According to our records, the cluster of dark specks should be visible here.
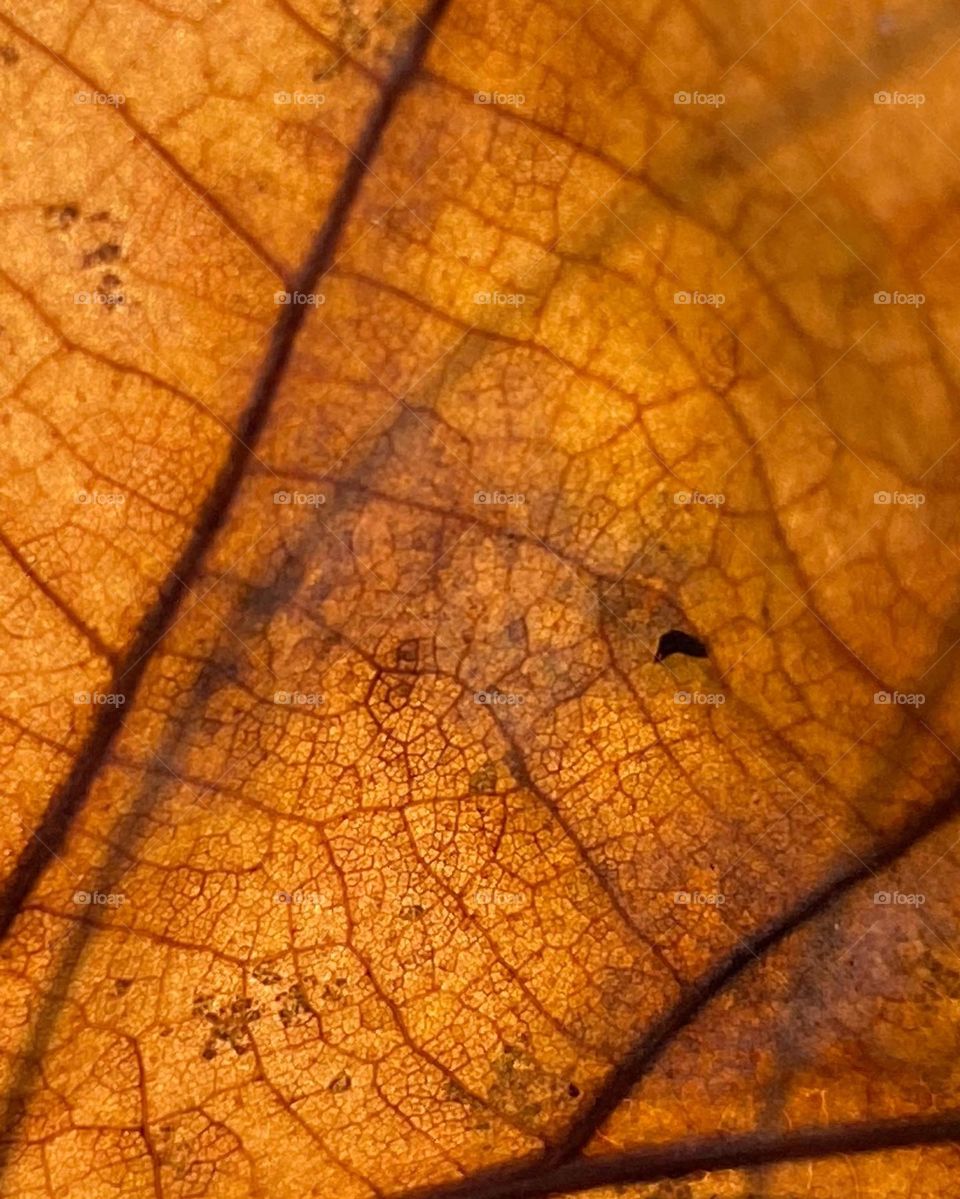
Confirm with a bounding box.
[192,992,261,1059]
[41,203,127,309]
[82,241,121,268]
[276,981,312,1029]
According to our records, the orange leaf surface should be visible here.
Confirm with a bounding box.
[2,1,960,1196]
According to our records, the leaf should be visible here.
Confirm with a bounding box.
[1,1,960,1197]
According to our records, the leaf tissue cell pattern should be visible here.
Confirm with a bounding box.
[1,0,960,1197]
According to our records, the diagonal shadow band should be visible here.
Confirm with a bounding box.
[0,0,453,949]
[0,0,453,1178]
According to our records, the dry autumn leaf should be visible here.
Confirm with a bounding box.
[2,0,960,1196]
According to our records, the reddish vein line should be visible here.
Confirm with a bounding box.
[540,776,960,1168]
[384,774,960,1199]
[0,529,117,665]
[0,0,452,941]
[397,1110,960,1199]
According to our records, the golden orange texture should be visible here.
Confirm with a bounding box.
[1,0,960,1196]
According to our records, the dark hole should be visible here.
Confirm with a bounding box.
[654,629,708,662]
[567,1082,580,1098]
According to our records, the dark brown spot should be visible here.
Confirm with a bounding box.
[469,762,498,794]
[83,242,121,268]
[395,638,419,669]
[45,204,79,229]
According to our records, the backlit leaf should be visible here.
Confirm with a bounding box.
[2,1,960,1196]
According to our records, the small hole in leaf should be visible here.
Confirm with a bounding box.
[655,629,708,662]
